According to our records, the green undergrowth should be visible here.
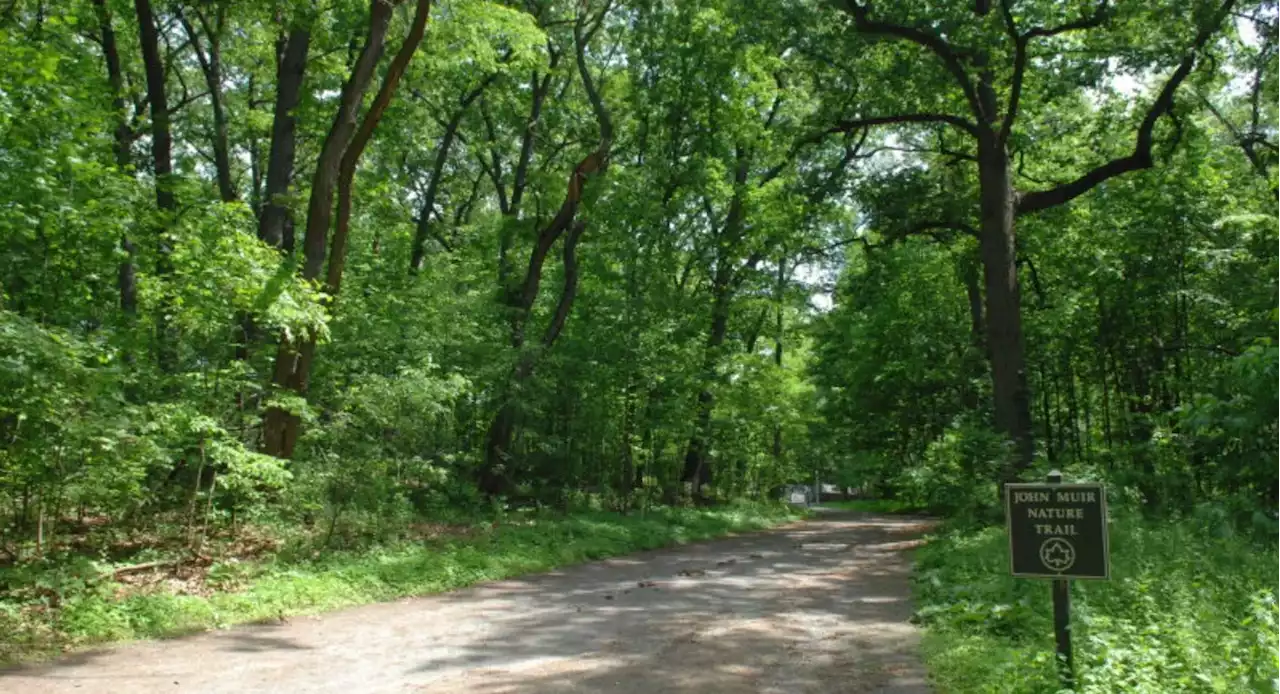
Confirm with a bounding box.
[914,513,1279,693]
[0,502,804,666]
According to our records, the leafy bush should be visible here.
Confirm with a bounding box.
[898,418,1009,518]
[914,513,1279,693]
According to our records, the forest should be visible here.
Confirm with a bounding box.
[0,0,1276,690]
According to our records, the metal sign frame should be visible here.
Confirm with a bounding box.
[1005,481,1110,580]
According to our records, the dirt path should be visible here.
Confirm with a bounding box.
[2,511,935,694]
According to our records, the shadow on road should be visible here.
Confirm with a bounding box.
[405,512,935,693]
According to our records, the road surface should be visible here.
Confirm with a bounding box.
[3,511,934,694]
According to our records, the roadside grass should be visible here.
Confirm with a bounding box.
[0,502,805,666]
[913,512,1279,693]
[821,499,926,514]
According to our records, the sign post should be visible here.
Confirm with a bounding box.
[1005,470,1109,690]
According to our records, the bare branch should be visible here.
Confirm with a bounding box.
[998,0,1027,141]
[167,89,210,115]
[763,73,785,130]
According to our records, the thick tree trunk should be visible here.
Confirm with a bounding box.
[259,26,310,249]
[262,1,394,458]
[328,0,432,297]
[134,0,176,370]
[976,136,1034,479]
[267,0,430,459]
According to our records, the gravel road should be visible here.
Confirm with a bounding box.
[2,511,934,694]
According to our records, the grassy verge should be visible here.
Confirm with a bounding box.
[913,514,1278,693]
[0,502,805,666]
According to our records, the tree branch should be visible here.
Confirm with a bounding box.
[828,112,979,138]
[1025,1,1110,39]
[574,0,614,150]
[1001,0,1110,140]
[1017,254,1047,308]
[896,220,979,242]
[478,97,509,213]
[1016,0,1236,215]
[840,2,984,121]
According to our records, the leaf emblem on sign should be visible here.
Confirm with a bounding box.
[1039,538,1076,573]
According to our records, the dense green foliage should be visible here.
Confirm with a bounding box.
[0,0,1275,686]
[915,513,1278,693]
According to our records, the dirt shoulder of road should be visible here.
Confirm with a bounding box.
[3,510,936,694]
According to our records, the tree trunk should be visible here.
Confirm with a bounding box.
[1065,358,1081,458]
[181,8,235,202]
[1039,362,1055,464]
[963,256,985,353]
[92,0,137,317]
[262,1,394,458]
[958,254,987,409]
[248,75,263,213]
[134,0,177,371]
[772,254,785,465]
[267,0,430,459]
[479,7,614,495]
[409,117,462,271]
[328,0,433,298]
[259,26,310,249]
[240,24,308,370]
[679,147,758,499]
[976,135,1034,480]
[481,218,590,494]
[681,280,731,496]
[621,377,635,495]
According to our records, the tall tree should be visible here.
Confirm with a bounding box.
[264,0,435,460]
[262,0,403,458]
[479,0,615,496]
[134,0,177,370]
[179,2,236,202]
[91,0,138,316]
[827,0,1244,479]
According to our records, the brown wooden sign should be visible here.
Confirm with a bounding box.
[1006,482,1109,579]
